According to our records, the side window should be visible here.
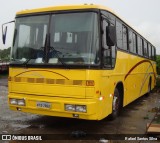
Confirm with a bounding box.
[137,37,143,56]
[148,44,152,59]
[102,19,110,67]
[102,20,109,49]
[144,41,148,57]
[116,20,122,49]
[102,18,116,68]
[122,25,128,51]
[129,31,137,54]
[132,33,137,54]
[129,30,134,53]
[111,24,116,68]
[151,46,155,60]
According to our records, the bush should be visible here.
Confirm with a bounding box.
[157,55,160,75]
[0,47,11,61]
[157,76,160,88]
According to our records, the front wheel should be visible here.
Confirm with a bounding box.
[110,88,121,120]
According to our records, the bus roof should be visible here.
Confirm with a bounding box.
[16,4,115,15]
[15,4,129,34]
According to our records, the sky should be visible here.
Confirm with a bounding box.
[0,0,160,54]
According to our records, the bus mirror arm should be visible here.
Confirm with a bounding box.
[106,26,116,46]
[2,20,15,45]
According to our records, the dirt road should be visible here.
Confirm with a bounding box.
[0,76,160,143]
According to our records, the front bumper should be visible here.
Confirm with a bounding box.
[8,93,98,120]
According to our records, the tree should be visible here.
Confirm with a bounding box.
[0,47,11,61]
[156,55,160,75]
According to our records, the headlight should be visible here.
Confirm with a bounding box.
[75,105,87,113]
[65,104,75,111]
[9,98,25,106]
[17,99,25,106]
[65,104,87,113]
[10,99,18,105]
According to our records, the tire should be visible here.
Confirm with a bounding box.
[110,88,121,120]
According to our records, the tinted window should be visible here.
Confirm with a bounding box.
[116,20,122,49]
[122,25,128,50]
[103,19,111,67]
[151,46,155,60]
[102,18,116,68]
[144,41,148,57]
[103,46,116,68]
[148,44,152,59]
[103,20,109,49]
[101,10,115,24]
[132,33,137,53]
[137,37,143,56]
[129,31,137,54]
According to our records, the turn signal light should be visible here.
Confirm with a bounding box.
[86,80,94,86]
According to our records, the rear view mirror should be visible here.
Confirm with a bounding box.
[2,26,7,44]
[106,26,116,46]
[2,20,15,45]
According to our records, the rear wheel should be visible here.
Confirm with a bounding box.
[110,88,121,120]
[146,79,151,96]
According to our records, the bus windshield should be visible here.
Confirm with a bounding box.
[11,12,100,67]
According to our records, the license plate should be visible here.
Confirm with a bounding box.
[36,101,51,109]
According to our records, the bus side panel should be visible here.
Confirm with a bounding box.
[100,71,113,119]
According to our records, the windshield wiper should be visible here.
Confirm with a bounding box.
[22,58,32,67]
[47,34,69,69]
[49,46,70,69]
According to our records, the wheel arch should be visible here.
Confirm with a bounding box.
[115,81,124,107]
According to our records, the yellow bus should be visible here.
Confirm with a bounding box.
[3,4,157,120]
